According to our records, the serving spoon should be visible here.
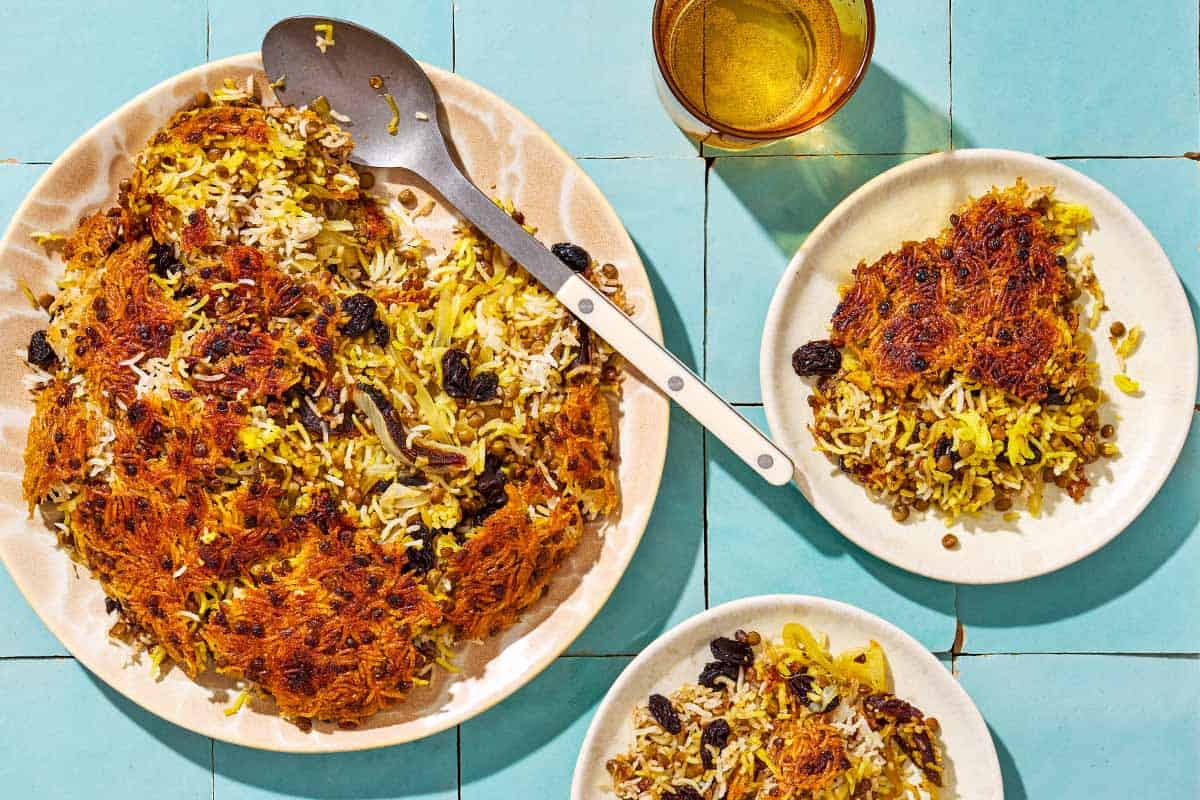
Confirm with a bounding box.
[262,17,795,485]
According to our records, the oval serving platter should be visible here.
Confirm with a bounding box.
[0,52,669,751]
[573,594,1003,799]
[761,149,1197,584]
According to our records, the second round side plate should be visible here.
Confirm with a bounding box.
[760,149,1196,584]
[573,595,1002,799]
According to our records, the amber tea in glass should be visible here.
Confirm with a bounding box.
[652,0,874,150]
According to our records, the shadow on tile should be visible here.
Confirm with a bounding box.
[87,666,458,799]
[568,242,706,654]
[706,63,952,158]
[989,723,1030,800]
[708,431,956,629]
[458,656,626,793]
[711,70,970,261]
[85,671,213,773]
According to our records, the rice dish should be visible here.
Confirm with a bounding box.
[607,623,946,799]
[792,181,1118,528]
[20,78,622,728]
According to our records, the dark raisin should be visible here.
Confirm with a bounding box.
[910,355,928,371]
[371,317,391,347]
[1055,254,1068,267]
[104,597,120,615]
[998,328,1012,344]
[956,266,970,279]
[949,213,960,226]
[822,694,841,713]
[298,401,324,434]
[709,636,753,666]
[1044,386,1067,405]
[940,246,954,260]
[397,473,430,487]
[647,693,682,734]
[405,522,437,575]
[914,267,929,283]
[787,671,814,701]
[700,718,731,769]
[26,330,57,369]
[697,660,739,690]
[670,788,703,800]
[1016,247,1029,261]
[863,693,923,723]
[150,242,181,277]
[933,436,953,459]
[206,336,230,360]
[791,340,842,377]
[441,348,471,398]
[1016,230,1031,246]
[474,454,508,518]
[339,293,377,336]
[987,237,1002,250]
[468,371,499,402]
[877,299,892,315]
[550,242,590,273]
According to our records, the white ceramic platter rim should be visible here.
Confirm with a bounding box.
[572,594,1003,800]
[759,149,1197,584]
[0,53,670,751]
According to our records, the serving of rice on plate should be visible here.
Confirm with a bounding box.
[791,180,1126,534]
[18,75,629,730]
[606,623,945,800]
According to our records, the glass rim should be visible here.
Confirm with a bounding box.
[651,0,876,142]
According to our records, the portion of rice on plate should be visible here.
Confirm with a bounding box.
[791,180,1131,536]
[20,78,624,729]
[607,623,946,800]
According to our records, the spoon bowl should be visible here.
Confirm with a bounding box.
[264,17,448,170]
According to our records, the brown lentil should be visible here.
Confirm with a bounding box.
[912,497,930,512]
[936,455,953,472]
[958,441,975,458]
[993,496,1013,512]
[891,503,910,522]
[941,534,959,550]
[1100,424,1114,438]
[1109,320,1126,338]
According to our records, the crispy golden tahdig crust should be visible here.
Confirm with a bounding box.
[831,190,1086,401]
[22,88,621,727]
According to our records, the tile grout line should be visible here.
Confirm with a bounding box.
[456,725,462,800]
[575,153,1197,162]
[702,156,712,610]
[6,155,1196,169]
[450,0,456,73]
[209,738,215,800]
[205,0,210,62]
[560,652,641,659]
[0,654,72,661]
[956,651,1200,658]
[947,0,953,149]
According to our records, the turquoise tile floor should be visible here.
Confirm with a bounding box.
[1,1,1197,797]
